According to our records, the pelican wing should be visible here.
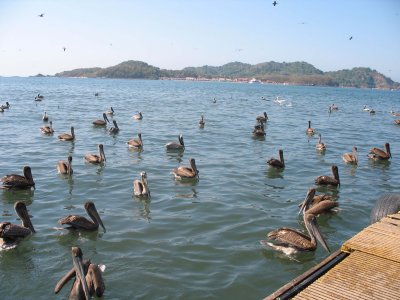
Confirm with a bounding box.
[127,140,141,147]
[268,227,314,250]
[165,142,183,150]
[267,158,283,168]
[1,174,32,189]
[173,166,196,178]
[59,215,97,230]
[133,180,144,196]
[0,222,32,239]
[85,154,101,163]
[369,148,389,159]
[315,175,339,186]
[58,133,73,141]
[305,200,338,215]
[342,153,357,163]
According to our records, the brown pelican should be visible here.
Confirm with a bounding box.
[165,134,185,151]
[132,112,143,120]
[1,166,35,190]
[256,112,268,123]
[58,126,75,141]
[315,134,326,151]
[127,133,143,148]
[57,155,73,175]
[0,201,35,250]
[40,121,54,135]
[261,212,330,254]
[42,111,49,122]
[199,115,205,128]
[253,122,266,136]
[172,158,199,179]
[342,146,358,164]
[368,143,392,160]
[267,149,285,169]
[315,165,340,186]
[55,247,105,299]
[106,106,114,115]
[58,201,106,232]
[298,188,338,216]
[92,113,109,126]
[254,120,265,131]
[108,120,119,134]
[306,120,314,135]
[133,171,150,198]
[85,144,106,164]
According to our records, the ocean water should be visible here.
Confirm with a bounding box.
[0,77,399,299]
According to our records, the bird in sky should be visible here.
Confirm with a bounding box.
[62,47,66,52]
[349,36,353,40]
[273,1,278,6]
[38,13,44,17]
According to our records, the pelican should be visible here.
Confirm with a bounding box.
[1,166,35,190]
[55,247,105,299]
[172,158,199,179]
[261,213,330,254]
[368,143,391,160]
[363,105,371,112]
[58,126,75,141]
[34,94,44,101]
[108,120,119,134]
[133,171,150,198]
[199,115,205,128]
[0,201,35,250]
[342,146,358,164]
[92,113,109,126]
[369,109,376,115]
[395,119,400,125]
[315,134,326,151]
[42,111,49,122]
[253,124,266,137]
[132,112,143,120]
[256,112,268,123]
[315,165,340,186]
[165,134,185,151]
[127,133,143,148]
[306,120,314,135]
[106,106,114,115]
[85,144,106,164]
[267,149,285,169]
[298,188,338,216]
[40,120,54,135]
[58,201,106,232]
[57,155,73,175]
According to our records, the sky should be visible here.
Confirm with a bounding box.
[1,0,400,81]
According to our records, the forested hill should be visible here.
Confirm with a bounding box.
[54,60,400,89]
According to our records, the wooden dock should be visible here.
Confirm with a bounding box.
[265,212,400,300]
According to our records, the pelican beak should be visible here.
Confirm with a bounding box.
[71,247,90,300]
[309,215,330,253]
[298,188,315,216]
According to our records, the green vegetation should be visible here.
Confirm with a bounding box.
[54,60,400,89]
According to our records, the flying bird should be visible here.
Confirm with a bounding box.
[62,47,66,52]
[272,1,278,6]
[349,36,353,40]
[38,13,44,17]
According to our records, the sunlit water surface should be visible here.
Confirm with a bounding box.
[0,77,399,299]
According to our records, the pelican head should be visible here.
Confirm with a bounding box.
[99,144,106,162]
[85,201,106,233]
[102,113,110,123]
[190,158,199,177]
[14,201,35,233]
[332,165,340,185]
[385,143,392,158]
[179,135,185,147]
[298,188,316,215]
[305,213,330,253]
[23,166,35,189]
[71,247,91,300]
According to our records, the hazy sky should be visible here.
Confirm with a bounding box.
[1,0,399,81]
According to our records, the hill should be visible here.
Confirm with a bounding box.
[54,60,400,89]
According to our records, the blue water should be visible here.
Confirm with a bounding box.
[0,77,399,299]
